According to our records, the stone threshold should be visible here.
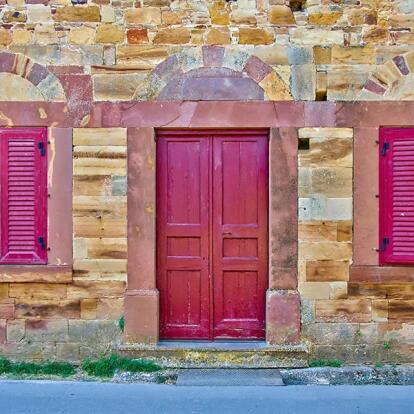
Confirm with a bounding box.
[117,341,309,369]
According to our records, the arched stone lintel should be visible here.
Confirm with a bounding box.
[0,51,66,102]
[360,51,414,100]
[134,46,293,101]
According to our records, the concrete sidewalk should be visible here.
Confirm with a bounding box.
[0,380,413,414]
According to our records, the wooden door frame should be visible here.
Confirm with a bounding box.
[125,126,300,345]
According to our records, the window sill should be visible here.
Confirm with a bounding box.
[0,265,72,283]
[350,265,414,283]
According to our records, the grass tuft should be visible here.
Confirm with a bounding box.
[309,359,343,368]
[0,358,75,377]
[81,354,161,378]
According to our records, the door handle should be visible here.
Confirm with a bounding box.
[223,231,232,235]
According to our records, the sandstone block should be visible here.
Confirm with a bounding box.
[6,320,25,342]
[27,5,51,23]
[53,6,100,22]
[0,284,9,300]
[316,299,372,322]
[93,73,145,100]
[101,5,115,23]
[298,221,337,242]
[311,167,352,197]
[268,5,295,25]
[254,45,288,65]
[331,46,376,64]
[314,46,331,64]
[80,298,97,319]
[12,29,33,45]
[209,1,230,25]
[347,7,377,26]
[34,24,58,45]
[153,28,191,44]
[127,28,148,44]
[162,11,186,25]
[3,10,26,23]
[25,319,68,342]
[303,322,360,345]
[0,28,12,46]
[239,28,274,45]
[74,175,112,196]
[111,176,127,196]
[74,217,127,237]
[85,238,127,259]
[362,26,388,44]
[308,10,342,25]
[206,27,231,45]
[259,70,292,99]
[372,299,388,322]
[68,320,120,342]
[299,241,352,261]
[337,220,352,241]
[124,7,161,24]
[9,284,67,300]
[95,24,124,44]
[96,298,123,319]
[73,128,127,146]
[0,301,14,319]
[306,260,349,281]
[116,45,168,68]
[67,281,125,300]
[329,281,348,299]
[15,299,81,319]
[56,342,80,361]
[389,300,414,322]
[290,64,316,100]
[290,28,344,46]
[299,282,331,299]
[230,9,257,25]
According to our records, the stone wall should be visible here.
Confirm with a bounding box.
[0,0,414,101]
[0,128,126,362]
[298,127,414,364]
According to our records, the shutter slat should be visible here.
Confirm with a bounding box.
[0,128,47,264]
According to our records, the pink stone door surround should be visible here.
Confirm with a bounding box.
[124,122,300,345]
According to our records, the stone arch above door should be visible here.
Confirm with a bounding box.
[0,52,66,101]
[360,51,414,100]
[133,46,292,101]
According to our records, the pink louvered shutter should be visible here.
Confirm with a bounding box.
[380,128,414,265]
[0,128,47,264]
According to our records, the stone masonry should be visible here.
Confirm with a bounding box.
[0,0,414,364]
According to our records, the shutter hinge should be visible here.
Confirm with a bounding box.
[37,142,46,156]
[380,237,389,252]
[381,142,389,156]
[38,236,46,251]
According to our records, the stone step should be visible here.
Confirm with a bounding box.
[176,368,285,386]
[117,341,309,368]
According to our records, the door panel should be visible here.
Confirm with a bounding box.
[212,134,268,339]
[157,136,210,339]
[157,130,268,340]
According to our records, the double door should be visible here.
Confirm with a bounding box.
[156,130,268,340]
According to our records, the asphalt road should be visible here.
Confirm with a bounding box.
[1,381,414,414]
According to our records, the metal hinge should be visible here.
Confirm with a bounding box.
[37,142,45,156]
[38,236,45,251]
[381,142,389,157]
[380,237,389,252]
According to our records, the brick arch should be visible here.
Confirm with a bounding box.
[360,51,414,100]
[134,46,292,101]
[0,52,66,101]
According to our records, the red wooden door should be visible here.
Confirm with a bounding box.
[212,134,268,339]
[157,130,268,340]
